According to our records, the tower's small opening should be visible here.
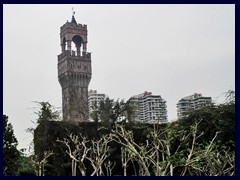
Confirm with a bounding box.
[72,35,83,56]
[61,37,67,52]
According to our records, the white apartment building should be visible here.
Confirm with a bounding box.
[88,89,107,112]
[177,93,212,118]
[130,91,168,123]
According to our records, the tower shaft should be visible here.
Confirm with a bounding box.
[58,15,92,122]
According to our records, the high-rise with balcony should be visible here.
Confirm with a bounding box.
[88,89,107,112]
[130,91,167,123]
[177,93,212,118]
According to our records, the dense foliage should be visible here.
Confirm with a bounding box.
[34,101,60,123]
[3,115,20,176]
[178,91,235,146]
[3,115,36,176]
[4,91,235,176]
[32,94,235,176]
[90,97,136,125]
[17,155,36,176]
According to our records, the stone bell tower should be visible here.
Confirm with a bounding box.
[58,14,92,122]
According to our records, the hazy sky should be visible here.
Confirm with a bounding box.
[3,4,235,151]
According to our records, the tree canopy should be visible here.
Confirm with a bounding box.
[34,101,60,123]
[90,97,136,126]
[3,115,20,176]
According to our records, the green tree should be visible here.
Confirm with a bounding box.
[90,97,136,126]
[17,151,36,176]
[224,89,235,105]
[178,90,235,144]
[27,101,60,134]
[3,115,20,176]
[32,102,61,175]
[35,101,60,123]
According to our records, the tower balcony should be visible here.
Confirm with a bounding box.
[58,50,91,62]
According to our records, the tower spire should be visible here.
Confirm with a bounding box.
[71,7,77,24]
[72,7,75,16]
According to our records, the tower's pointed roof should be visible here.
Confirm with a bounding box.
[71,15,77,25]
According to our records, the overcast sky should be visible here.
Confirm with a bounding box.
[3,4,235,151]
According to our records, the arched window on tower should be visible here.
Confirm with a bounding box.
[72,35,83,56]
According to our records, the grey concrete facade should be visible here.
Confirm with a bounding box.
[177,93,212,118]
[130,91,168,123]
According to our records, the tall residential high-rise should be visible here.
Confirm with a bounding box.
[58,14,92,122]
[177,93,212,118]
[88,89,107,112]
[130,91,168,123]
